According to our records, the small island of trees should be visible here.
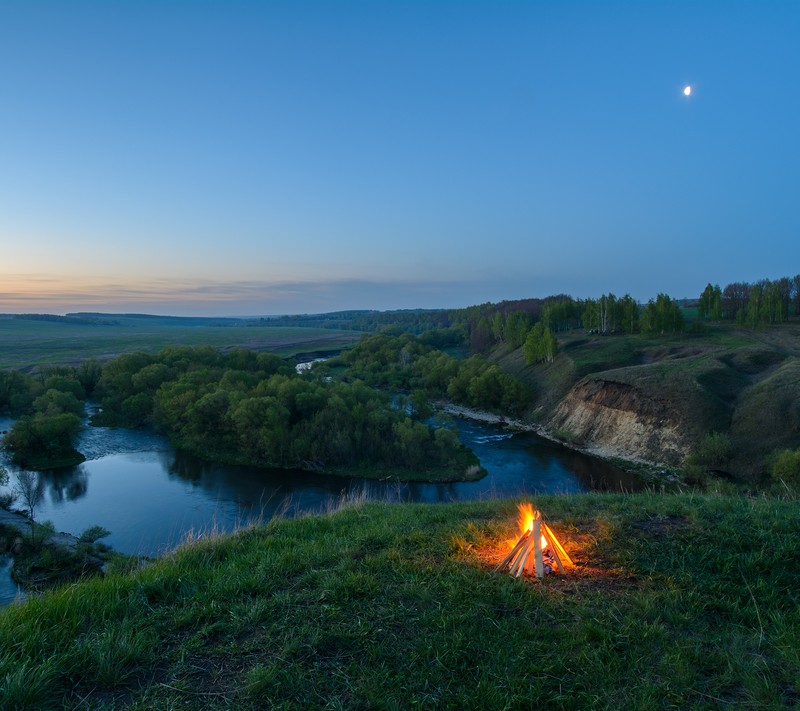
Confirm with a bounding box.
[2,344,523,482]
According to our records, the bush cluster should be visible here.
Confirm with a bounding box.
[94,346,475,475]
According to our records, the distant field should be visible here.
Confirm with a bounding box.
[0,316,362,369]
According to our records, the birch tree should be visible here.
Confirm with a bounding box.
[14,470,43,543]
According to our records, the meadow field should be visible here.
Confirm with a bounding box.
[0,315,361,370]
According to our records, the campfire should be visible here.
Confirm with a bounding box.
[495,503,573,578]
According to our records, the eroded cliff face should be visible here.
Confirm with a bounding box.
[548,379,690,465]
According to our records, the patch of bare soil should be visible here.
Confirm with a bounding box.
[626,514,690,540]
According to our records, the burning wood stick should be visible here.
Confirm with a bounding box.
[542,521,572,572]
[494,530,531,572]
[496,503,573,579]
[533,516,544,578]
[512,529,535,578]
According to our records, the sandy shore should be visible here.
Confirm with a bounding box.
[436,401,653,467]
[437,402,539,432]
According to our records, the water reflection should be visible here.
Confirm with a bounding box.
[40,466,90,503]
[0,415,641,563]
[519,436,642,493]
[165,450,205,484]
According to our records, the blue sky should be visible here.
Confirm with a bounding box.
[1,1,798,316]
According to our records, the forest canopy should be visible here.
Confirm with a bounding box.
[87,346,484,481]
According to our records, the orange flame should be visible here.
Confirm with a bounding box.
[516,502,534,535]
[515,502,547,549]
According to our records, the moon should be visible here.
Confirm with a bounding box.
[683,85,692,97]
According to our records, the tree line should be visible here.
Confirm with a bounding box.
[337,332,531,415]
[463,292,685,367]
[456,273,800,365]
[698,275,800,326]
[236,273,800,361]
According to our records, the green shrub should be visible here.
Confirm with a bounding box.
[553,428,577,444]
[78,525,111,545]
[695,432,733,467]
[33,520,56,546]
[680,462,709,487]
[770,448,800,491]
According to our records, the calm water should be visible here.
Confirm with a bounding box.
[0,415,639,605]
[0,556,25,607]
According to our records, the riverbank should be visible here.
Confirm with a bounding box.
[438,402,539,432]
[0,507,109,593]
[0,492,797,708]
[0,507,80,549]
[437,401,676,486]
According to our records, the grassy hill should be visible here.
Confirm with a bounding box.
[493,322,800,483]
[0,493,797,709]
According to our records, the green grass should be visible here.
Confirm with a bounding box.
[0,317,361,369]
[0,492,797,709]
[731,359,800,467]
[563,334,646,377]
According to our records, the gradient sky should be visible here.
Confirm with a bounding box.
[1,1,798,316]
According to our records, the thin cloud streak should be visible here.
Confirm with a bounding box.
[0,276,510,316]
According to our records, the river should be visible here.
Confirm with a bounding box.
[0,414,639,606]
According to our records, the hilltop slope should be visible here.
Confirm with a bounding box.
[0,494,797,709]
[493,323,800,480]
